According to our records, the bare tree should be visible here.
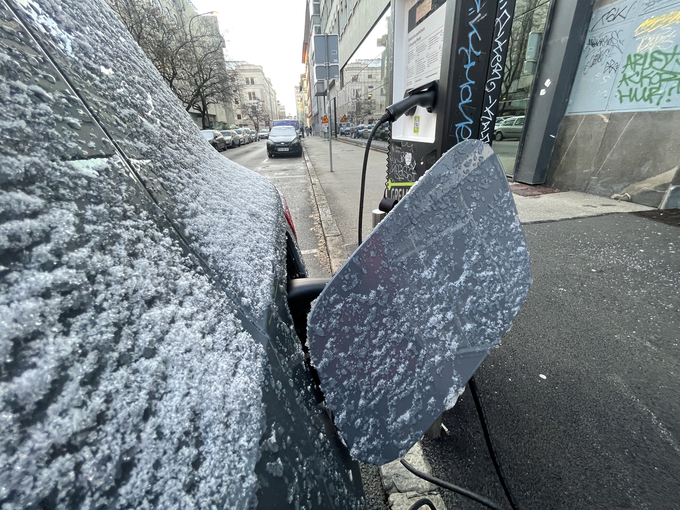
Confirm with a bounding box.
[241,98,269,132]
[106,0,236,128]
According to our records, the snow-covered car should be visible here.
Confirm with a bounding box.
[201,129,227,151]
[0,1,364,508]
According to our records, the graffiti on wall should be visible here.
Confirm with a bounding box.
[567,0,680,113]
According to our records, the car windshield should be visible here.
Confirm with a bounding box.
[235,129,243,134]
[201,130,213,140]
[220,131,231,136]
[270,126,296,136]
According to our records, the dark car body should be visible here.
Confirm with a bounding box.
[267,126,303,157]
[0,1,364,508]
[201,129,227,151]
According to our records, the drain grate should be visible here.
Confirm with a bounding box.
[509,182,564,197]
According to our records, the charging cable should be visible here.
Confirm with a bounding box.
[357,83,438,246]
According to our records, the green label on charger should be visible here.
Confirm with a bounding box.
[413,116,420,134]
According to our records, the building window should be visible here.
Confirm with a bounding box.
[237,114,242,120]
[248,92,257,100]
[368,74,372,79]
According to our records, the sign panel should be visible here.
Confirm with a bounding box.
[307,141,531,464]
[315,64,340,80]
[313,34,339,64]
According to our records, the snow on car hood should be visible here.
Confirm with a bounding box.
[0,1,287,507]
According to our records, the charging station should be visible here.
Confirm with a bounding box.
[385,0,516,203]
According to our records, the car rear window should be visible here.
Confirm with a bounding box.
[201,131,213,139]
[270,126,296,136]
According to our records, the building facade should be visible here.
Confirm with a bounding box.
[229,63,279,130]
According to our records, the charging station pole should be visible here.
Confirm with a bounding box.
[385,0,516,204]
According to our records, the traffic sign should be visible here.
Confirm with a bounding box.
[340,114,348,122]
[322,115,329,126]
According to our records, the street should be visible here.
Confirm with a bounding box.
[222,140,332,278]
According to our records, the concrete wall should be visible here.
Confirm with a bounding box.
[546,0,680,208]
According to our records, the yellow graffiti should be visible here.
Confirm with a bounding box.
[635,10,680,36]
[637,28,676,52]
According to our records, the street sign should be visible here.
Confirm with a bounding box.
[315,64,339,80]
[340,114,348,122]
[313,34,339,64]
[322,115,329,126]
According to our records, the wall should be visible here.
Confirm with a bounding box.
[547,0,680,208]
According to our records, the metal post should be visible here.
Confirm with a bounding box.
[326,73,333,172]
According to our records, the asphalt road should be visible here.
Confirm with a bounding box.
[422,213,680,510]
[222,140,332,278]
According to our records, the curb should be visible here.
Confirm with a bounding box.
[379,442,446,510]
[302,142,349,274]
[333,136,389,153]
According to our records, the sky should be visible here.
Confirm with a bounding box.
[191,0,307,116]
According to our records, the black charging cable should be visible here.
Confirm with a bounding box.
[400,459,505,510]
[357,83,437,246]
[469,376,519,510]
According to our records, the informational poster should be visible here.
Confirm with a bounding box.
[405,0,447,90]
[567,0,680,114]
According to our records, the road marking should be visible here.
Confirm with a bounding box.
[262,158,269,163]
[301,249,318,255]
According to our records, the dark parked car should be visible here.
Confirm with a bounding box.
[361,124,375,139]
[267,126,303,157]
[201,129,227,151]
[0,1,364,507]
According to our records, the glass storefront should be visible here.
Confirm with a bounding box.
[496,0,551,175]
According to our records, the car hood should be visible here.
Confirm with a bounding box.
[270,134,297,143]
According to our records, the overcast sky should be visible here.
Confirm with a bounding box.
[191,0,307,116]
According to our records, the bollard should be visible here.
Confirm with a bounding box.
[372,209,385,229]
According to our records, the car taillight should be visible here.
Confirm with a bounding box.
[278,191,297,238]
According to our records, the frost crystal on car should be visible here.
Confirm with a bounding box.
[307,140,532,465]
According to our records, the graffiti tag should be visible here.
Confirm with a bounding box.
[455,0,484,143]
[591,1,637,30]
[582,30,625,75]
[479,1,513,143]
[617,45,680,105]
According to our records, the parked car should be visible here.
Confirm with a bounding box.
[267,126,303,157]
[258,129,269,140]
[340,124,352,136]
[201,129,227,151]
[375,122,390,141]
[494,115,525,141]
[219,130,234,148]
[248,128,257,143]
[234,128,248,145]
[351,124,365,138]
[229,129,243,147]
[0,1,364,507]
[361,124,375,139]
